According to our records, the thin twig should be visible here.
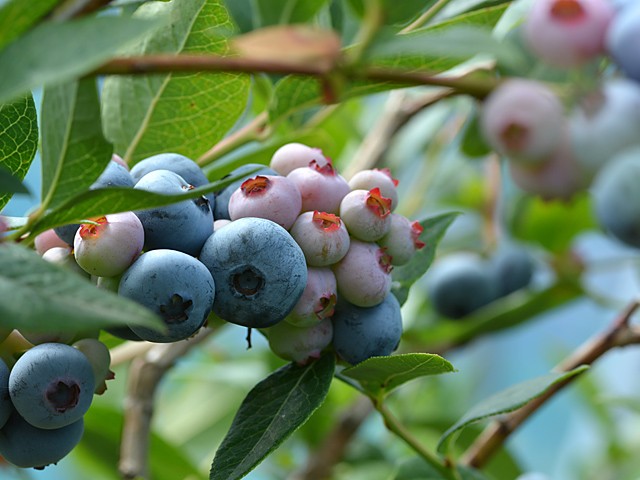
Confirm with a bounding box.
[400,0,455,33]
[118,328,213,480]
[461,301,640,469]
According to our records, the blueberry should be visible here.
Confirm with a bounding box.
[213,163,278,220]
[118,249,215,343]
[91,160,134,189]
[347,168,399,211]
[134,170,213,256]
[269,142,330,176]
[0,412,84,469]
[72,339,113,395]
[0,358,11,429]
[377,214,425,266]
[53,223,80,247]
[34,229,69,255]
[489,245,535,297]
[286,267,337,328]
[9,343,95,430]
[130,152,215,207]
[264,317,333,365]
[289,211,350,267]
[426,253,497,319]
[606,4,640,82]
[199,217,307,328]
[339,188,392,242]
[287,161,350,214]
[332,294,403,365]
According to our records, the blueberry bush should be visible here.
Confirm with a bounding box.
[2,0,640,479]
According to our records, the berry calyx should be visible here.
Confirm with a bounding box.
[365,188,392,218]
[312,211,341,232]
[241,175,271,195]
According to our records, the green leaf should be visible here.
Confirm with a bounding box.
[0,242,163,332]
[341,353,455,396]
[392,212,460,305]
[347,0,436,25]
[101,0,250,165]
[0,166,29,195]
[209,353,335,480]
[0,94,38,210]
[460,106,491,158]
[41,78,112,211]
[0,0,59,50]
[395,458,489,480]
[256,0,329,26]
[0,15,160,104]
[437,366,589,453]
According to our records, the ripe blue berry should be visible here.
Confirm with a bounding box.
[0,358,11,429]
[490,245,535,297]
[606,4,640,82]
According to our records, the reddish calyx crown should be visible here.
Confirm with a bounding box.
[78,216,108,239]
[315,293,337,319]
[377,247,393,274]
[366,188,392,218]
[241,175,271,195]
[312,211,341,232]
[310,159,336,176]
[411,221,426,249]
[375,167,399,187]
[500,122,530,152]
[550,0,586,22]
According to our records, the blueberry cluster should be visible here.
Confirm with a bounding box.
[426,245,535,319]
[478,0,640,249]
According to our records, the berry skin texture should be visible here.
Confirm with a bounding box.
[134,170,213,256]
[332,239,392,307]
[377,214,425,266]
[264,317,333,365]
[0,358,11,429]
[592,147,640,248]
[286,267,337,327]
[9,343,95,430]
[213,164,278,220]
[480,79,565,163]
[339,188,392,242]
[606,4,640,82]
[269,142,330,176]
[34,229,68,255]
[91,160,134,189]
[426,253,497,319]
[289,211,350,267]
[523,0,614,68]
[287,161,351,214]
[73,339,113,395]
[199,217,308,328]
[347,168,399,211]
[73,212,144,277]
[228,175,302,230]
[0,413,84,469]
[118,249,215,342]
[332,294,403,365]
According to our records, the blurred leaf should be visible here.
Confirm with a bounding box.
[460,106,491,158]
[41,78,112,210]
[346,0,435,25]
[342,353,455,397]
[102,0,250,165]
[256,0,329,26]
[0,94,37,209]
[392,212,460,305]
[437,366,589,453]
[0,0,59,50]
[209,353,335,480]
[0,242,163,332]
[395,457,489,480]
[0,15,160,104]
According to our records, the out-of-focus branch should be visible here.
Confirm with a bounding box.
[118,328,213,480]
[461,301,640,469]
[51,0,116,20]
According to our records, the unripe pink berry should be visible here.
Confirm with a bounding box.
[286,267,337,327]
[289,211,350,266]
[42,246,91,278]
[34,229,69,255]
[287,161,350,214]
[347,168,399,211]
[264,317,333,365]
[340,188,392,242]
[228,175,302,230]
[269,142,330,176]
[377,214,425,265]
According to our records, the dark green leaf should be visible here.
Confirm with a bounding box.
[41,78,112,210]
[0,166,29,195]
[347,0,436,25]
[395,458,489,480]
[392,212,460,305]
[437,366,589,453]
[341,353,455,396]
[0,94,38,209]
[209,353,335,480]
[0,243,163,332]
[101,0,250,165]
[257,0,329,26]
[460,106,491,158]
[0,0,59,50]
[0,15,160,104]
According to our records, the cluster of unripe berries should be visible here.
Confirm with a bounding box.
[478,0,640,249]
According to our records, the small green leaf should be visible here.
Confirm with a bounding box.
[392,212,460,305]
[347,0,436,25]
[0,15,160,104]
[0,94,38,210]
[0,166,29,195]
[437,366,589,453]
[0,243,163,332]
[102,0,250,164]
[0,0,59,50]
[209,353,335,480]
[41,78,112,211]
[341,353,455,396]
[460,106,491,158]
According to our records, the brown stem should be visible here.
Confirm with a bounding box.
[461,301,640,469]
[118,328,213,480]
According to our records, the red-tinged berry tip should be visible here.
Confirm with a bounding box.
[310,159,336,176]
[500,122,530,151]
[312,211,342,231]
[79,216,108,239]
[411,221,426,249]
[315,293,337,319]
[241,175,271,195]
[550,0,586,22]
[377,247,394,274]
[366,188,392,218]
[375,167,399,187]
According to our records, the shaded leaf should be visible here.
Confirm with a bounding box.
[210,353,335,480]
[40,78,112,210]
[460,106,491,158]
[0,15,160,104]
[392,212,460,305]
[0,0,59,50]
[347,0,436,25]
[341,353,455,396]
[256,0,329,27]
[437,366,589,453]
[0,242,163,332]
[102,0,250,165]
[0,94,38,209]
[0,166,29,195]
